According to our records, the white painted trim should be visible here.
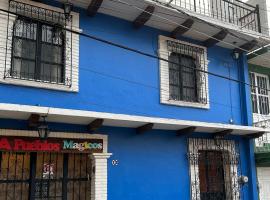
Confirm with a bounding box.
[90,153,112,200]
[90,153,113,159]
[250,71,270,128]
[257,167,270,200]
[158,35,210,109]
[9,0,82,32]
[0,103,268,135]
[0,0,80,92]
[159,35,209,51]
[0,79,78,92]
[250,72,270,116]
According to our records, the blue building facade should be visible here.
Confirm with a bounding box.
[0,0,268,199]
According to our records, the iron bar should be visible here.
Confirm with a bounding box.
[4,0,73,87]
[256,4,261,33]
[167,40,207,104]
[188,138,242,200]
[0,152,91,200]
[160,0,260,32]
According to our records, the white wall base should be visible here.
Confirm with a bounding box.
[257,167,270,200]
[90,153,112,200]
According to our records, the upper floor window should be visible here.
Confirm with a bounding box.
[0,0,80,92]
[169,53,198,103]
[249,72,270,115]
[11,18,65,84]
[159,36,209,109]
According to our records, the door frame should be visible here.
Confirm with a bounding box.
[0,129,111,200]
[188,138,241,200]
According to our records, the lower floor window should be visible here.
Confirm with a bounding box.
[198,151,226,200]
[0,152,91,200]
[188,138,241,200]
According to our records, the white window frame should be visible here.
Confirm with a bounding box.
[250,72,270,116]
[0,0,80,92]
[188,138,240,200]
[158,35,210,109]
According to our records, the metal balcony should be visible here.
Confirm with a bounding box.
[254,120,270,166]
[156,0,261,33]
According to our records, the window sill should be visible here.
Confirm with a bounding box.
[161,98,210,109]
[0,77,78,92]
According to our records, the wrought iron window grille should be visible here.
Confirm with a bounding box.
[253,120,270,153]
[249,72,270,115]
[154,0,261,33]
[167,40,208,104]
[9,0,68,25]
[0,152,92,199]
[188,138,243,200]
[4,0,73,87]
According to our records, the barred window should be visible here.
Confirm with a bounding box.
[2,0,78,91]
[188,138,241,200]
[169,53,198,102]
[159,36,209,109]
[249,72,270,115]
[11,18,65,84]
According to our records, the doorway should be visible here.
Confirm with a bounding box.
[0,152,92,200]
[198,150,226,200]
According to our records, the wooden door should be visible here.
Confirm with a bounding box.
[34,152,64,200]
[0,152,30,200]
[67,153,92,200]
[0,152,92,200]
[198,151,226,200]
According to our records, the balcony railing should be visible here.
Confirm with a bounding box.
[157,0,261,33]
[255,133,270,153]
[254,132,270,166]
[254,120,270,153]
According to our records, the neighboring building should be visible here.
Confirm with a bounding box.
[247,0,270,199]
[247,0,270,36]
[0,0,268,200]
[254,133,270,200]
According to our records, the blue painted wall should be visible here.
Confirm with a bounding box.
[0,5,251,125]
[0,119,256,200]
[106,129,257,200]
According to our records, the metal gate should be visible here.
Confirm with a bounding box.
[198,151,227,200]
[188,138,243,200]
[0,152,91,200]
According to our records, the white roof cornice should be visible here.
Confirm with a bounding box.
[0,103,267,136]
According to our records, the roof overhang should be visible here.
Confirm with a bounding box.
[56,0,270,51]
[0,103,267,136]
[248,45,270,68]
